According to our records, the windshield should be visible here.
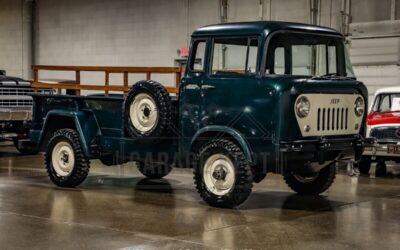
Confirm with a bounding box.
[372,93,400,112]
[266,32,355,78]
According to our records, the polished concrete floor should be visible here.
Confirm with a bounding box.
[1,143,400,250]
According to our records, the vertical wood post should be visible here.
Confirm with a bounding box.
[146,72,151,80]
[75,70,81,96]
[33,68,38,93]
[105,72,110,96]
[123,72,128,95]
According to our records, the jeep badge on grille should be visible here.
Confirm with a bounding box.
[331,98,340,105]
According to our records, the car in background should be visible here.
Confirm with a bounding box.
[0,70,49,154]
[358,87,400,175]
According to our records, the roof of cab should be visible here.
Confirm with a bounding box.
[192,21,342,37]
[374,87,400,96]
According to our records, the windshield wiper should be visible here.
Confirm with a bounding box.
[310,73,355,80]
[311,73,339,79]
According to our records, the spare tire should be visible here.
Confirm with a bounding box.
[124,80,173,141]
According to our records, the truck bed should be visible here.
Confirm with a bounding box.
[30,94,179,160]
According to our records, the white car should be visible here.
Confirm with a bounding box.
[358,87,400,175]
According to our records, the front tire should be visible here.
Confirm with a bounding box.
[194,139,253,208]
[45,129,90,187]
[356,156,371,175]
[137,162,172,179]
[284,164,336,195]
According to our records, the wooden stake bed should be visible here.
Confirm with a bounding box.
[31,65,182,96]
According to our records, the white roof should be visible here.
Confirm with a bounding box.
[374,87,400,96]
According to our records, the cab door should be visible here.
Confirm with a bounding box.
[199,37,262,136]
[179,38,210,151]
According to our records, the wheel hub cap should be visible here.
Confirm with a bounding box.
[212,166,227,180]
[130,93,158,133]
[203,154,236,196]
[51,141,75,177]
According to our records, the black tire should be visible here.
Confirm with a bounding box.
[45,129,90,187]
[194,139,253,208]
[99,154,127,166]
[284,164,336,195]
[137,162,172,179]
[13,139,39,155]
[375,161,387,176]
[123,80,173,141]
[252,166,267,183]
[356,156,371,175]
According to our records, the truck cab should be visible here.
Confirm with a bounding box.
[29,21,367,208]
[181,21,367,181]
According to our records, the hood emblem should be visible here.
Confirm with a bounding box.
[330,98,340,105]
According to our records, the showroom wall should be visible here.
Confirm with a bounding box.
[0,0,399,100]
[0,0,32,79]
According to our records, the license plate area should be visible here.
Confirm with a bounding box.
[387,145,400,154]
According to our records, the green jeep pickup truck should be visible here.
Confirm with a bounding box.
[28,21,367,208]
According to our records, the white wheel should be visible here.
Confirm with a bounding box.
[203,154,236,196]
[51,141,75,177]
[129,93,158,133]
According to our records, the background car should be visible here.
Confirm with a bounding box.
[358,87,400,175]
[0,70,46,154]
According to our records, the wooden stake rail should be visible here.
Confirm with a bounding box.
[32,65,182,96]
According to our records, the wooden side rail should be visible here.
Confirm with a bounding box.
[32,65,183,96]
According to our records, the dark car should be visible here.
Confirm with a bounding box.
[0,70,43,154]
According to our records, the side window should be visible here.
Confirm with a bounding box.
[211,37,258,75]
[379,94,391,112]
[190,40,206,72]
[391,94,400,111]
[274,47,285,74]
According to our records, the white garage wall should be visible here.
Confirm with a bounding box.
[0,0,28,76]
[349,21,400,102]
[0,0,399,96]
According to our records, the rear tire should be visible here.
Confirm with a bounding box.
[45,129,90,187]
[284,164,336,195]
[99,154,127,166]
[137,162,172,179]
[13,139,39,155]
[193,139,253,208]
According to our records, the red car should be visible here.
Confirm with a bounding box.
[358,87,400,175]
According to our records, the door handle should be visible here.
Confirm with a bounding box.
[201,85,216,90]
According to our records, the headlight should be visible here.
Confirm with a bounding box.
[354,97,365,117]
[296,96,310,118]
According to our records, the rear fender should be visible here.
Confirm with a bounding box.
[38,110,101,158]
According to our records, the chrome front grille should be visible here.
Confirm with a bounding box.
[370,127,400,141]
[295,94,364,137]
[0,88,53,108]
[317,107,349,132]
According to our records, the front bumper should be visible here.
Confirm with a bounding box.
[363,138,400,158]
[0,108,32,121]
[280,135,365,165]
